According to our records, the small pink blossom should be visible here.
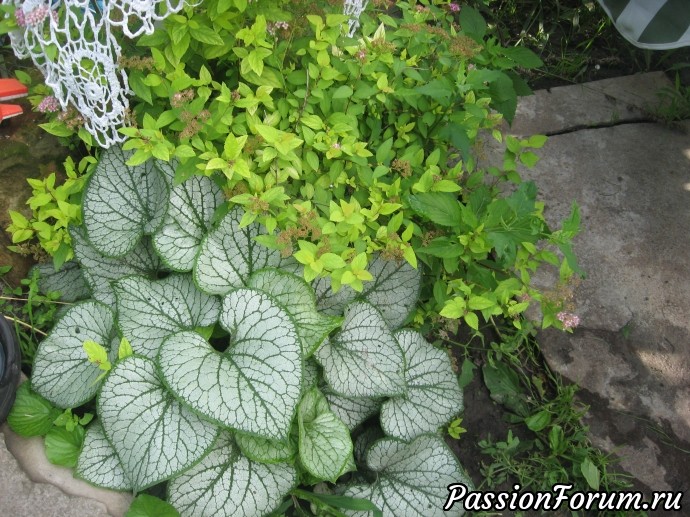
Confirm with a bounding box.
[557,311,580,330]
[331,141,341,150]
[14,8,25,27]
[24,6,49,26]
[449,2,460,12]
[37,95,60,113]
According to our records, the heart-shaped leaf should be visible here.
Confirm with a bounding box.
[32,301,116,408]
[98,355,219,492]
[75,420,131,491]
[315,302,405,398]
[82,145,169,257]
[248,269,342,357]
[298,388,353,483]
[313,254,421,329]
[168,432,296,517]
[344,434,471,517]
[34,261,90,302]
[71,226,162,306]
[194,207,286,295]
[325,390,382,431]
[159,288,302,440]
[115,274,220,360]
[235,432,297,464]
[153,175,224,271]
[381,330,463,440]
[361,256,421,329]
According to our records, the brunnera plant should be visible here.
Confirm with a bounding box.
[11,144,471,516]
[20,0,581,331]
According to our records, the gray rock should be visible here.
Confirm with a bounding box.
[497,73,690,493]
[1,424,131,516]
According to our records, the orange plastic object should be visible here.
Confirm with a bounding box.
[0,104,23,122]
[0,78,29,101]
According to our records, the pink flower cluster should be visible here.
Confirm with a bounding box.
[23,5,50,26]
[449,2,461,12]
[557,311,580,330]
[37,95,60,113]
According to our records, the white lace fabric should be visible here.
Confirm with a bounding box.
[3,0,369,148]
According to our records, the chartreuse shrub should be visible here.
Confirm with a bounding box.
[19,0,580,331]
[9,145,471,516]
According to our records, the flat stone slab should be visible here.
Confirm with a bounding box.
[497,73,690,493]
[508,71,674,137]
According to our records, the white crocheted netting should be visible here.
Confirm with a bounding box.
[3,0,369,147]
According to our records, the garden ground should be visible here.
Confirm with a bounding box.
[1,71,688,516]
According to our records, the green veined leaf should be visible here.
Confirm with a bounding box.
[235,432,297,464]
[82,144,169,257]
[315,302,406,398]
[6,382,61,437]
[313,254,421,329]
[159,288,302,440]
[153,175,224,272]
[31,301,116,408]
[45,425,85,467]
[248,269,342,358]
[115,274,220,360]
[291,490,383,517]
[298,388,354,483]
[71,226,162,306]
[381,330,463,440]
[167,432,297,517]
[194,207,287,295]
[33,261,90,302]
[98,355,219,492]
[324,390,382,431]
[126,494,180,517]
[406,192,462,228]
[75,420,131,491]
[344,435,472,517]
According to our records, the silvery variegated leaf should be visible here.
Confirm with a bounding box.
[75,420,130,490]
[82,145,169,257]
[311,274,358,316]
[98,356,219,492]
[33,261,90,302]
[325,390,382,431]
[235,432,297,464]
[31,301,116,408]
[114,275,220,360]
[302,359,320,395]
[361,255,421,329]
[194,207,287,295]
[381,330,463,440]
[315,302,406,398]
[153,175,224,271]
[159,289,301,440]
[248,269,342,357]
[71,226,162,306]
[313,254,421,329]
[344,435,470,517]
[298,388,354,483]
[168,432,297,517]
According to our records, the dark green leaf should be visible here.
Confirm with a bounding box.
[525,410,551,432]
[417,237,464,258]
[459,6,487,40]
[7,383,61,437]
[406,193,461,227]
[45,426,85,467]
[501,46,543,69]
[128,71,153,105]
[125,494,180,517]
[458,359,475,389]
[580,458,600,490]
[292,489,383,517]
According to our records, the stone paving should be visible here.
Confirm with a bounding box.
[1,72,688,515]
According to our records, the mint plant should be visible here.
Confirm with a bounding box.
[12,144,470,516]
